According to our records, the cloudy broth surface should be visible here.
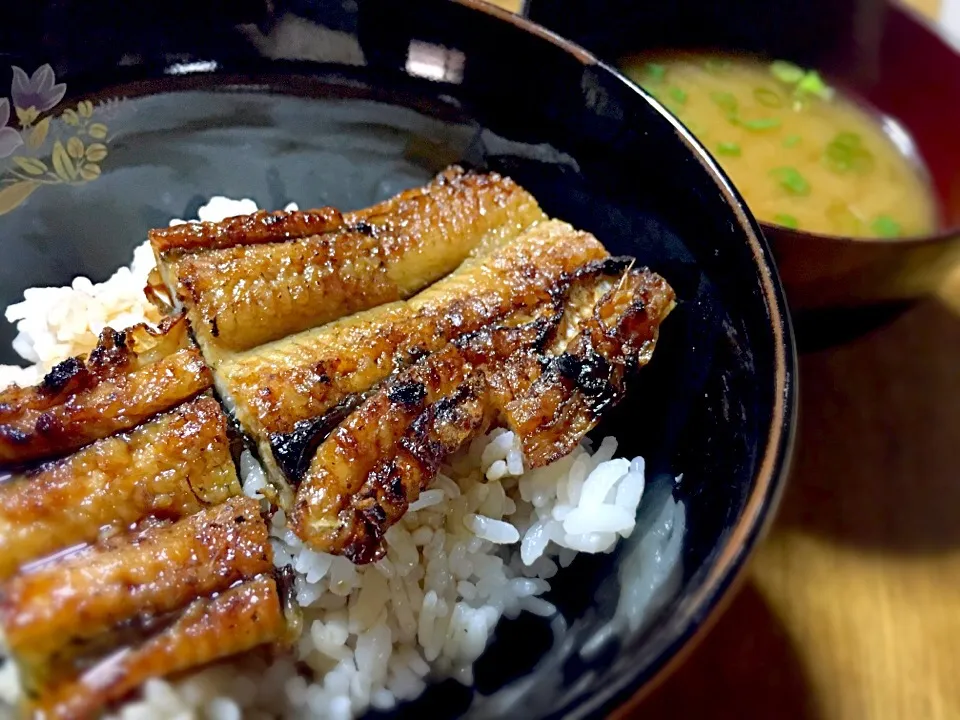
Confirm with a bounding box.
[622,53,939,239]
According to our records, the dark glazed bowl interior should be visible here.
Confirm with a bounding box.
[0,0,796,717]
[526,0,960,315]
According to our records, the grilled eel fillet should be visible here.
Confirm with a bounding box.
[0,395,240,580]
[217,220,607,490]
[148,166,544,359]
[1,497,279,703]
[0,172,676,715]
[0,313,210,466]
[32,573,290,720]
[289,260,676,562]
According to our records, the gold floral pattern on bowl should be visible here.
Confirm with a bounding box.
[0,65,119,215]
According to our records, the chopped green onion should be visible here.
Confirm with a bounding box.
[710,91,739,115]
[826,201,864,235]
[825,131,874,173]
[771,166,811,196]
[754,87,784,108]
[669,86,688,104]
[796,70,833,100]
[704,57,730,74]
[774,213,800,229]
[737,117,782,131]
[645,63,667,83]
[770,60,805,85]
[870,215,902,238]
[834,131,861,148]
[770,59,834,100]
[782,134,802,148]
[716,141,742,156]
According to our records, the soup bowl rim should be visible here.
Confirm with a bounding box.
[611,0,960,249]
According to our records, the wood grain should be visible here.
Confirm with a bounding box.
[621,293,960,720]
[910,0,943,17]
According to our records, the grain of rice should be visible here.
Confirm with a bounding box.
[408,489,445,512]
[464,515,521,544]
[562,505,636,536]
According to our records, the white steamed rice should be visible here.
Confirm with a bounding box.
[0,197,685,720]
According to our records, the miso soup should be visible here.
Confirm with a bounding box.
[622,53,939,239]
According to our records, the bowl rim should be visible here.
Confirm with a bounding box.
[2,0,798,712]
[454,0,798,716]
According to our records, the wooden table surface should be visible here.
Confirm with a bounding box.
[628,289,960,720]
[484,0,959,717]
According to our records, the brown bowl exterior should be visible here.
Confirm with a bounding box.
[769,224,960,310]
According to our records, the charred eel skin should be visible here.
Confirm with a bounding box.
[289,260,675,563]
[28,573,290,720]
[0,394,240,580]
[1,497,274,696]
[150,166,545,358]
[0,314,210,467]
[218,219,606,489]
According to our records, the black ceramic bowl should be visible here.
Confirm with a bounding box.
[0,1,795,717]
[526,0,960,326]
